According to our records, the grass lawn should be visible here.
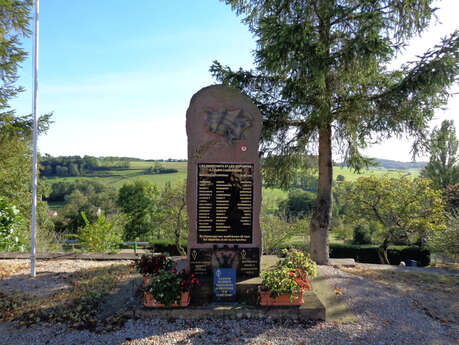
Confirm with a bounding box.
[333,166,420,181]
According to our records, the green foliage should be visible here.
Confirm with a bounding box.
[0,1,55,250]
[261,247,316,298]
[52,180,119,233]
[40,155,130,177]
[260,265,305,299]
[142,252,199,307]
[133,253,174,276]
[0,0,32,109]
[442,184,458,214]
[260,208,308,254]
[428,213,459,260]
[77,211,123,253]
[279,247,317,278]
[279,189,316,219]
[212,0,458,264]
[352,222,373,245]
[144,270,183,307]
[0,196,25,251]
[331,217,354,243]
[421,120,459,189]
[158,182,188,256]
[43,161,187,189]
[146,162,178,175]
[117,180,162,241]
[344,175,445,263]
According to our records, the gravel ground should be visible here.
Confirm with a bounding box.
[1,264,458,345]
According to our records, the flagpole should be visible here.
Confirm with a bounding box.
[31,0,39,278]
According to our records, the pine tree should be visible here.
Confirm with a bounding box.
[211,0,459,264]
[0,0,53,249]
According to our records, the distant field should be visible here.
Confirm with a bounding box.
[333,166,420,181]
[43,161,187,188]
[42,160,421,192]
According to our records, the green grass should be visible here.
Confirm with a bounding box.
[333,166,420,181]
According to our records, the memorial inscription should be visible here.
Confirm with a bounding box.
[213,268,236,302]
[238,248,260,278]
[189,248,212,277]
[197,163,253,243]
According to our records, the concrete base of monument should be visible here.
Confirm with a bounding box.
[134,290,325,321]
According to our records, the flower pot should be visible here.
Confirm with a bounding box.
[143,276,151,287]
[259,287,304,306]
[144,291,190,308]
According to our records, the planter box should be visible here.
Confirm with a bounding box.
[144,291,190,308]
[259,287,304,306]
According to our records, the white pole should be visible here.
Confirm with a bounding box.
[31,0,39,278]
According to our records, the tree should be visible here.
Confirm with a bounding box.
[52,180,118,233]
[0,0,31,109]
[345,176,445,264]
[211,0,458,264]
[77,211,123,253]
[0,196,25,251]
[117,180,162,240]
[421,120,459,189]
[159,182,188,256]
[279,189,316,220]
[0,0,54,249]
[428,212,458,260]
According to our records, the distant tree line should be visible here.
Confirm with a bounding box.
[40,155,130,177]
[145,162,178,175]
[145,159,187,162]
[336,159,427,170]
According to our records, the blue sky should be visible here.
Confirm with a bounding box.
[9,0,458,161]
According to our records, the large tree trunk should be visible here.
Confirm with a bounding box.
[310,124,332,265]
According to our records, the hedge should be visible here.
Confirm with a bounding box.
[329,244,430,266]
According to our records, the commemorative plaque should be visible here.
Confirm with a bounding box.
[189,248,212,277]
[213,268,236,302]
[197,163,253,243]
[238,248,260,278]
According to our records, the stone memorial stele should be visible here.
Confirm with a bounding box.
[186,85,262,293]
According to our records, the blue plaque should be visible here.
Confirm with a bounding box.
[213,268,236,302]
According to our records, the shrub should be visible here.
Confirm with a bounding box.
[428,213,459,260]
[77,211,123,252]
[331,217,354,242]
[261,248,316,298]
[278,189,316,219]
[352,222,372,245]
[329,244,430,266]
[133,252,174,276]
[0,197,25,252]
[260,210,300,254]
